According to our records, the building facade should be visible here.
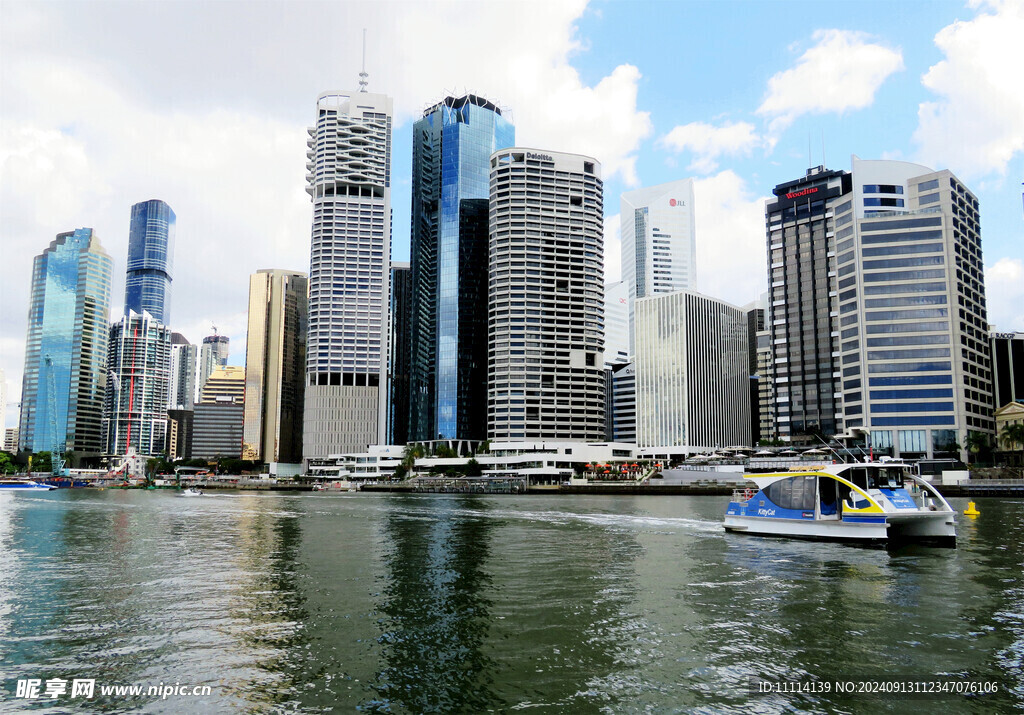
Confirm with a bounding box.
[168,333,197,411]
[604,280,630,366]
[744,297,766,445]
[242,269,308,465]
[103,310,172,456]
[992,331,1024,409]
[620,179,696,354]
[635,290,750,452]
[836,158,992,459]
[124,199,175,325]
[19,229,113,456]
[197,334,230,398]
[387,262,412,446]
[610,361,637,443]
[488,148,605,440]
[408,95,514,443]
[304,89,393,461]
[766,166,853,444]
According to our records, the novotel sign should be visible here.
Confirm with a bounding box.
[784,187,819,200]
[527,152,554,162]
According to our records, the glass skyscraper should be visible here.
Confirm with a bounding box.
[124,199,175,324]
[409,95,514,442]
[19,228,113,456]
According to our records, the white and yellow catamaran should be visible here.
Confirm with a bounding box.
[723,461,957,547]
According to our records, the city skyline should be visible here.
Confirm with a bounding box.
[2,1,1022,428]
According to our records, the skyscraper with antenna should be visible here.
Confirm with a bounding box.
[303,39,393,462]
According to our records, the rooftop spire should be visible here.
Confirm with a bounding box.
[358,28,369,92]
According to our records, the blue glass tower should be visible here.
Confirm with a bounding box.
[409,95,514,443]
[124,199,175,324]
[19,229,113,456]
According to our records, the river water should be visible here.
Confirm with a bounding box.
[0,489,1021,713]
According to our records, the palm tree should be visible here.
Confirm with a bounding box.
[1001,423,1024,466]
[965,431,989,464]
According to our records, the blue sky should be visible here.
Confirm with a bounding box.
[1,0,1022,429]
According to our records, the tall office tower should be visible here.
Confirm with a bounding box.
[304,89,393,460]
[408,95,515,443]
[756,329,775,442]
[766,165,853,444]
[488,148,605,440]
[197,334,230,397]
[991,331,1024,409]
[620,179,696,353]
[168,333,197,411]
[610,361,636,442]
[387,262,412,446]
[634,290,750,452]
[604,281,630,365]
[103,310,172,456]
[834,157,992,459]
[124,199,175,325]
[193,366,245,460]
[19,229,113,456]
[744,297,766,444]
[242,269,308,465]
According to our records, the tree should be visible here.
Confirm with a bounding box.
[965,431,989,464]
[0,452,15,475]
[463,459,482,477]
[30,451,52,474]
[1001,423,1024,465]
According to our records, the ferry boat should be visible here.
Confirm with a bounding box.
[723,462,956,547]
[0,478,58,491]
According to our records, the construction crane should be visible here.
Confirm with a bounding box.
[44,355,68,477]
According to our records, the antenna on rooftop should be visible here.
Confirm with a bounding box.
[212,324,218,336]
[358,28,369,92]
[821,130,826,168]
[807,132,812,169]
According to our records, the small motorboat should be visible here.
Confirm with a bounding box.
[724,461,956,547]
[0,478,58,491]
[181,487,204,496]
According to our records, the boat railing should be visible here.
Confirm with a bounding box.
[731,487,757,503]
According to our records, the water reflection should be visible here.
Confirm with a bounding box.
[365,495,498,712]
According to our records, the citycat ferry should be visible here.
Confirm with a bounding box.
[723,462,956,547]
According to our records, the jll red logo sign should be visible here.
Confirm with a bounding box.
[669,198,685,206]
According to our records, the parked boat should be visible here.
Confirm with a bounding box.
[723,462,956,547]
[0,478,58,491]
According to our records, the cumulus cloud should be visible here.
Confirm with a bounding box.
[913,0,1024,177]
[0,0,651,417]
[692,171,770,307]
[659,121,763,174]
[757,29,904,136]
[985,258,1024,332]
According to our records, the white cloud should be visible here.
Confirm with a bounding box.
[757,29,903,136]
[986,258,1024,332]
[659,121,762,174]
[913,0,1024,177]
[692,171,770,307]
[603,213,621,283]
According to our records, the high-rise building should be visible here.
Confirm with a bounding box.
[991,330,1024,409]
[197,334,230,398]
[610,361,636,443]
[124,199,175,325]
[766,165,852,444]
[19,229,113,456]
[744,297,766,445]
[304,89,393,461]
[634,290,750,452]
[620,179,696,354]
[408,95,515,443]
[193,366,244,461]
[387,262,412,446]
[168,333,197,411]
[4,427,18,453]
[835,157,991,458]
[242,269,308,465]
[769,158,992,459]
[604,281,630,365]
[488,148,605,440]
[103,310,172,456]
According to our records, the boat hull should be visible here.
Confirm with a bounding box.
[724,507,955,548]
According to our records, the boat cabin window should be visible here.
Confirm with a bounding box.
[764,476,816,511]
[876,467,904,489]
[850,467,904,490]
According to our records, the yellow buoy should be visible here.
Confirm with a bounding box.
[964,501,980,516]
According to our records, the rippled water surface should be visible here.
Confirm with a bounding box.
[1,490,1022,713]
